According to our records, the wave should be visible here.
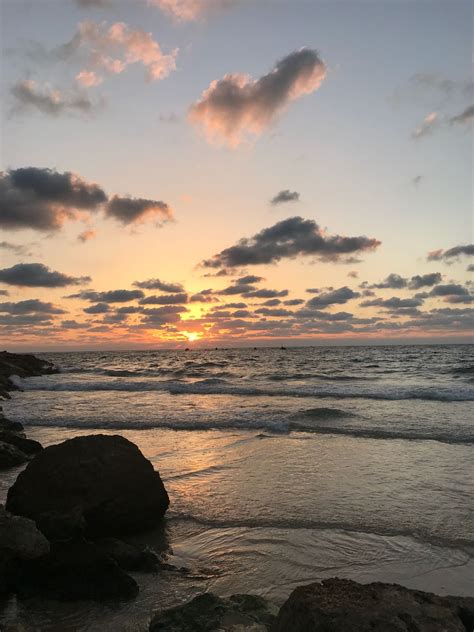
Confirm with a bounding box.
[294,407,356,419]
[22,416,474,445]
[166,513,474,555]
[268,373,377,381]
[12,375,474,402]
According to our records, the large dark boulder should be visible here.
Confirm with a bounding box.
[273,578,474,632]
[96,537,160,572]
[7,538,139,602]
[150,593,277,631]
[6,434,169,538]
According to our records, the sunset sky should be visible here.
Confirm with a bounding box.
[0,0,472,350]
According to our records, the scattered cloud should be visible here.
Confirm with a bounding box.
[408,272,442,289]
[201,217,380,268]
[0,241,31,255]
[429,284,472,304]
[306,286,360,309]
[347,271,358,279]
[106,195,172,225]
[139,293,188,305]
[66,289,145,302]
[67,20,178,84]
[133,278,184,292]
[78,229,97,242]
[189,48,326,146]
[0,300,65,314]
[83,302,110,313]
[0,167,173,232]
[450,104,474,125]
[270,189,300,206]
[427,244,474,262]
[0,263,90,287]
[411,111,439,139]
[11,79,97,117]
[148,0,236,22]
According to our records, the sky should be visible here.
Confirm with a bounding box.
[0,0,472,350]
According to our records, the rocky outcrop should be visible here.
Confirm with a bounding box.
[149,593,277,631]
[7,538,139,602]
[0,432,42,456]
[272,578,474,632]
[0,442,28,470]
[0,351,57,399]
[95,537,160,572]
[0,506,49,594]
[6,434,169,538]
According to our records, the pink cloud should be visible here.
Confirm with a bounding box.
[189,48,327,146]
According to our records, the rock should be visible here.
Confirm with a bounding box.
[0,442,27,470]
[6,434,169,537]
[0,419,24,434]
[0,505,49,594]
[272,578,474,632]
[7,538,139,602]
[149,593,277,631]
[0,351,57,398]
[0,432,42,456]
[96,537,160,572]
[35,507,85,542]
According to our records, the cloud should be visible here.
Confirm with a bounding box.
[189,48,326,146]
[450,105,474,125]
[83,302,110,313]
[429,284,472,304]
[69,20,178,84]
[427,244,474,262]
[0,300,65,314]
[0,263,90,287]
[468,264,474,273]
[412,175,422,187]
[242,288,288,299]
[11,80,96,117]
[306,286,360,309]
[347,271,358,279]
[140,305,186,327]
[78,229,97,242]
[66,289,144,302]
[368,273,407,289]
[106,195,172,225]
[408,272,442,289]
[148,0,235,21]
[76,70,103,88]
[270,190,300,206]
[0,241,30,255]
[411,111,439,139]
[0,167,107,231]
[76,0,112,7]
[201,217,380,268]
[139,293,188,305]
[360,296,424,311]
[133,278,184,292]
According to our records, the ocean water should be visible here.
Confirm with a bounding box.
[1,344,473,630]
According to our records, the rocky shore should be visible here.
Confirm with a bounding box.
[0,352,473,631]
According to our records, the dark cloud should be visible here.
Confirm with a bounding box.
[427,244,474,262]
[270,190,300,206]
[306,286,360,309]
[76,0,112,6]
[235,275,264,284]
[261,298,281,306]
[189,48,326,146]
[0,314,54,327]
[139,293,188,305]
[61,320,89,329]
[284,298,304,306]
[66,289,145,303]
[0,263,90,287]
[190,289,216,303]
[0,300,65,314]
[106,195,172,226]
[368,273,407,290]
[242,288,288,299]
[347,271,358,279]
[360,296,425,311]
[11,80,96,117]
[254,307,293,317]
[408,272,442,289]
[78,229,96,242]
[202,217,380,268]
[140,305,186,327]
[133,278,184,292]
[450,105,474,125]
[429,284,472,304]
[0,241,30,255]
[0,167,173,232]
[467,264,474,273]
[83,302,110,314]
[0,167,107,231]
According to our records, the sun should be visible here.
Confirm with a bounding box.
[183,331,201,342]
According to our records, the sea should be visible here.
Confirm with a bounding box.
[1,344,473,630]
